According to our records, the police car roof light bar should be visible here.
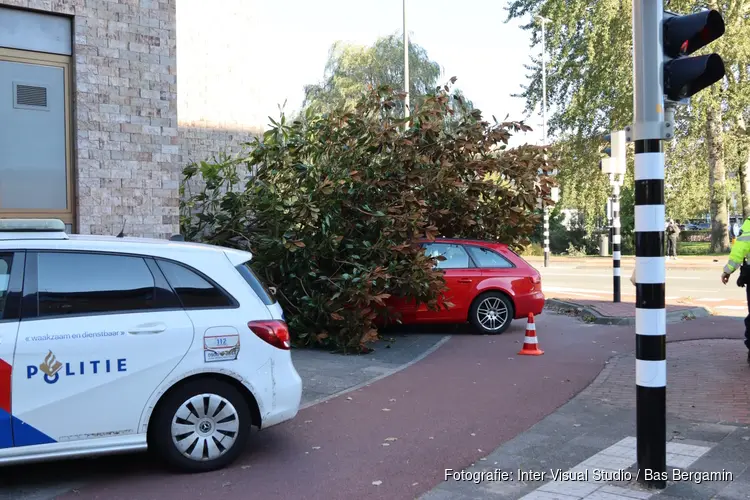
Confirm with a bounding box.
[0,219,66,233]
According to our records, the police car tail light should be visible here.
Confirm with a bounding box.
[248,320,291,350]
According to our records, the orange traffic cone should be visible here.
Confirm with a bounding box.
[518,313,544,356]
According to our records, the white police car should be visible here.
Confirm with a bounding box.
[0,219,302,471]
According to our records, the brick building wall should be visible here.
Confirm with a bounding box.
[176,0,264,197]
[1,0,268,237]
[1,0,180,238]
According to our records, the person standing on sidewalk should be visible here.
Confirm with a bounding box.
[721,219,750,365]
[666,218,680,260]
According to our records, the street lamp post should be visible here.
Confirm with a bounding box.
[403,0,409,122]
[537,15,551,268]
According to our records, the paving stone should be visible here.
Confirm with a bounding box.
[597,485,651,499]
[666,442,711,457]
[713,480,750,499]
[538,480,600,497]
[569,435,626,451]
[685,457,748,479]
[521,490,580,499]
[671,438,726,449]
[534,443,607,470]
[491,432,556,456]
[579,340,750,425]
[583,490,642,500]
[661,477,726,499]
[477,477,539,499]
[678,422,740,443]
[700,441,750,463]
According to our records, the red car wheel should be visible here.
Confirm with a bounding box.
[469,291,514,335]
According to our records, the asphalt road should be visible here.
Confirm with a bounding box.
[0,313,657,499]
[538,263,749,317]
[0,312,744,500]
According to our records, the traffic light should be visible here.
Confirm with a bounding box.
[599,134,612,174]
[599,130,626,178]
[662,9,726,102]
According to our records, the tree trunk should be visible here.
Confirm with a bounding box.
[706,101,730,253]
[741,146,750,220]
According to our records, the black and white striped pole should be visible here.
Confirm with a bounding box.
[601,131,626,303]
[631,0,668,487]
[612,180,621,302]
[630,1,725,488]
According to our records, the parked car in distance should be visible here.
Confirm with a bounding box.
[387,238,545,335]
[0,219,302,472]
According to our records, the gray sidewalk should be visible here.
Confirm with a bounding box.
[420,337,750,500]
[421,395,750,500]
[293,332,450,407]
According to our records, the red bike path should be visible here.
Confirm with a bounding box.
[54,313,744,500]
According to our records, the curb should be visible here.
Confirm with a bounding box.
[299,335,452,410]
[545,298,712,325]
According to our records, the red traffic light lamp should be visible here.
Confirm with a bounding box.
[662,9,726,102]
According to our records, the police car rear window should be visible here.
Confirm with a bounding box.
[236,262,275,306]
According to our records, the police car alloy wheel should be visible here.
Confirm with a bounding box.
[151,379,250,472]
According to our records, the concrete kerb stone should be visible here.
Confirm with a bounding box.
[545,298,712,326]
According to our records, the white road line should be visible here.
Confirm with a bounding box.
[540,272,700,280]
[545,286,618,294]
[716,305,747,311]
[557,292,604,299]
[546,286,636,296]
[695,298,725,302]
[545,287,682,302]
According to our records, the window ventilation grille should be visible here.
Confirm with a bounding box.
[14,84,48,109]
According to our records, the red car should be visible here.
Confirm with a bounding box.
[388,238,545,334]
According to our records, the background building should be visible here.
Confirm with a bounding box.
[0,0,264,238]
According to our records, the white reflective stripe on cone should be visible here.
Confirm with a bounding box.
[526,323,536,330]
[523,336,538,344]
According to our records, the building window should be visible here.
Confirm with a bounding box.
[0,43,74,230]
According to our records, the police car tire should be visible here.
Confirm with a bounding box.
[150,379,251,472]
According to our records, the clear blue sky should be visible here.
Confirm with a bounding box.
[252,0,540,148]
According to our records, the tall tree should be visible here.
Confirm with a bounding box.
[302,34,475,118]
[505,0,750,251]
